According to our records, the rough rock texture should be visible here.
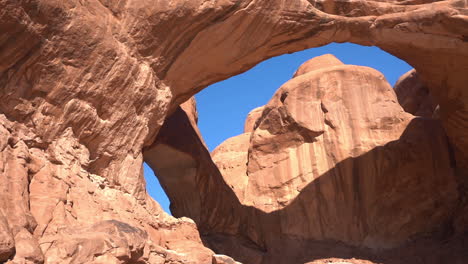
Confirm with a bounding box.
[0,0,467,263]
[211,133,251,202]
[394,69,437,118]
[149,55,467,264]
[0,211,14,262]
[244,106,264,133]
[213,254,243,264]
[0,114,217,264]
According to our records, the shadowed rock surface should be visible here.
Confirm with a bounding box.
[394,69,437,118]
[0,0,467,263]
[147,55,467,264]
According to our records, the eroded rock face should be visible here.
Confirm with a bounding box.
[0,115,215,263]
[244,106,264,133]
[0,0,467,263]
[150,55,466,264]
[144,100,245,237]
[220,55,459,249]
[0,211,14,262]
[394,69,437,118]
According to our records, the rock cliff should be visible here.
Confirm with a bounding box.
[0,0,467,263]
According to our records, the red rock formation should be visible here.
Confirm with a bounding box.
[394,69,437,118]
[0,0,467,263]
[147,55,466,264]
[0,114,217,263]
[292,54,343,78]
[244,106,264,134]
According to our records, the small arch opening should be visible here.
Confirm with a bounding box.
[143,162,171,214]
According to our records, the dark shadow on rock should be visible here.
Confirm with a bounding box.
[144,107,247,233]
[144,108,468,264]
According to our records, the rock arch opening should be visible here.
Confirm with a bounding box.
[142,43,466,264]
[195,43,412,152]
[143,42,413,216]
[143,163,171,214]
[1,1,467,263]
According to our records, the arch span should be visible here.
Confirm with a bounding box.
[0,0,467,263]
[144,54,465,264]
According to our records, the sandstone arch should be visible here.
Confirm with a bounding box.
[0,0,467,263]
[144,55,464,264]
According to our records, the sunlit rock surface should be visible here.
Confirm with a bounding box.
[1,0,467,263]
[149,56,466,264]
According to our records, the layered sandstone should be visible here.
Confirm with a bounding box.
[0,114,220,264]
[147,55,466,264]
[0,0,467,263]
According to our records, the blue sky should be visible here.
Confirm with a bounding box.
[144,42,413,214]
